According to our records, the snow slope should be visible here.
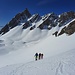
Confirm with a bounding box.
[0,48,75,75]
[0,28,75,67]
[0,20,75,75]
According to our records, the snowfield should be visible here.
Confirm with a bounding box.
[0,49,75,75]
[0,22,75,75]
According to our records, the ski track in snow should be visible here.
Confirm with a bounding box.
[56,62,65,75]
[0,49,75,75]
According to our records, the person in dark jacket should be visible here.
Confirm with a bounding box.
[41,54,43,59]
[34,53,38,61]
[39,53,41,60]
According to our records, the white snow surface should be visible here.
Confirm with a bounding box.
[0,21,75,75]
[0,49,75,75]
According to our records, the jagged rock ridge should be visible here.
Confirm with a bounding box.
[0,9,75,36]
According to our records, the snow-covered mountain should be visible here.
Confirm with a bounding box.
[0,9,75,75]
[0,9,75,35]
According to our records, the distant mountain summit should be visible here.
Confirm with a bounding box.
[0,9,75,36]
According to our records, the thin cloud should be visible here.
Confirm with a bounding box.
[37,0,50,6]
[37,0,60,6]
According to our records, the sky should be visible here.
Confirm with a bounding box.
[0,0,75,26]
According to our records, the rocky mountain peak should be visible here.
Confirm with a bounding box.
[0,8,31,34]
[23,8,31,18]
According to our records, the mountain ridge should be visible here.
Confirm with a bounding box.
[0,9,75,36]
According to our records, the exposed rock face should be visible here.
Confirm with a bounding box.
[0,8,31,34]
[30,25,35,30]
[0,25,9,34]
[23,14,41,29]
[23,22,30,29]
[65,20,75,35]
[58,20,75,36]
[28,14,41,23]
[58,11,75,27]
[38,13,58,29]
